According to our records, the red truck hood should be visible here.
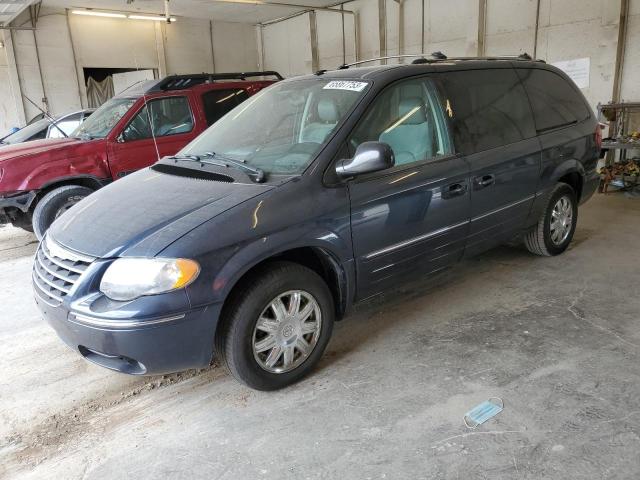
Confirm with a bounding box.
[0,137,89,162]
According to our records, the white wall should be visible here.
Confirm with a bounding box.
[0,31,23,131]
[259,0,640,116]
[620,0,640,100]
[212,21,259,73]
[0,8,259,135]
[262,13,313,77]
[485,0,620,112]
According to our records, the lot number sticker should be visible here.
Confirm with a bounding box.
[323,81,368,92]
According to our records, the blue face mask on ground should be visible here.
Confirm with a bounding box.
[464,398,504,428]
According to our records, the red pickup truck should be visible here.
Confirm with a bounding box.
[0,71,281,238]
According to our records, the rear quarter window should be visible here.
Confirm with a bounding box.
[202,89,250,126]
[441,68,536,155]
[516,68,591,133]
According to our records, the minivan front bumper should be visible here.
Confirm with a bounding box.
[34,289,222,375]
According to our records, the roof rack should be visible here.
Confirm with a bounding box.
[337,52,543,69]
[149,71,284,92]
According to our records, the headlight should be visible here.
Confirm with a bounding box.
[100,258,200,301]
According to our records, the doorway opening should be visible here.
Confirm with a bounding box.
[83,67,157,107]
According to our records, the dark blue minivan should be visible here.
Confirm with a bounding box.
[33,56,600,390]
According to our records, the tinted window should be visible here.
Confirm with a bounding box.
[202,89,250,126]
[442,68,535,154]
[122,96,193,141]
[348,78,452,166]
[517,68,590,132]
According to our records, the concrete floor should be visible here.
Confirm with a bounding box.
[2,193,640,479]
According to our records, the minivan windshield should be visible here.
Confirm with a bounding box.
[1,118,50,144]
[181,79,370,174]
[73,97,137,139]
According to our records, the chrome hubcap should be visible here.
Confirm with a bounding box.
[550,196,573,245]
[55,195,85,220]
[252,290,322,374]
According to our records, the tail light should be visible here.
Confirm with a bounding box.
[595,123,604,150]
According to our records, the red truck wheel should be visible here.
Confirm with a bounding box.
[32,185,93,240]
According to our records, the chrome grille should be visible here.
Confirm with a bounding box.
[33,237,94,305]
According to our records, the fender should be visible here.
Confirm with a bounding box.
[548,158,585,185]
[527,158,585,227]
[21,155,111,191]
[203,225,355,314]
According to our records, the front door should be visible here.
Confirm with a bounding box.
[346,77,471,300]
[107,95,198,178]
[440,68,541,256]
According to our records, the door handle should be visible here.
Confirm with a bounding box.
[443,182,467,199]
[474,174,495,189]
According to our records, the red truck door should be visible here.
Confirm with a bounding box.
[107,95,200,178]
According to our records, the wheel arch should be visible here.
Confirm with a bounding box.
[550,159,585,201]
[214,244,353,348]
[223,245,349,316]
[36,175,105,200]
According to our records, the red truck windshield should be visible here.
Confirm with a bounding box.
[73,97,137,139]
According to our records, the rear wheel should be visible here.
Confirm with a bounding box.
[32,185,93,240]
[216,261,334,390]
[524,183,577,256]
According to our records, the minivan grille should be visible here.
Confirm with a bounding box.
[33,237,94,305]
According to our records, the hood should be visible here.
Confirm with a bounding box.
[48,166,275,258]
[0,137,85,162]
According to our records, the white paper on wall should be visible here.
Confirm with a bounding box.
[552,57,590,89]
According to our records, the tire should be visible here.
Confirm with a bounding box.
[216,261,335,390]
[524,182,578,256]
[32,185,93,240]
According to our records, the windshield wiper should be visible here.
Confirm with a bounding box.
[169,154,204,162]
[203,152,266,183]
[169,153,266,183]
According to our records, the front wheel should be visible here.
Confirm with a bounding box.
[216,261,334,390]
[524,183,578,256]
[32,185,93,240]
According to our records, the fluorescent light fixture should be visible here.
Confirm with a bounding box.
[129,14,177,22]
[71,10,127,18]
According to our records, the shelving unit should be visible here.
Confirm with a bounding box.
[597,101,640,193]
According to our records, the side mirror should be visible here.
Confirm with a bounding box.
[116,132,126,143]
[335,141,395,178]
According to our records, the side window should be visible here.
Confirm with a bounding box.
[49,113,83,139]
[29,127,48,141]
[517,68,590,133]
[202,89,250,126]
[122,96,194,141]
[441,68,536,155]
[348,78,452,167]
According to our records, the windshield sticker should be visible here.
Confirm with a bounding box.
[323,81,368,92]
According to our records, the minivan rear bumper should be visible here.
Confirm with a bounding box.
[580,170,600,204]
[34,290,221,375]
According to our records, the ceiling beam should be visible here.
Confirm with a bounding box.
[0,0,35,26]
